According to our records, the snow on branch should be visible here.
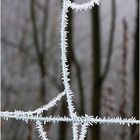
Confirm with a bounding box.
[0,0,140,140]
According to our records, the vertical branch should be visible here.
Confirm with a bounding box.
[59,1,86,139]
[58,4,73,140]
[59,1,73,139]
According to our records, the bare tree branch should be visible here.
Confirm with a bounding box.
[30,0,41,63]
[1,37,36,63]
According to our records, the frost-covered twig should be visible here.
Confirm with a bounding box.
[34,92,66,140]
[67,0,100,11]
[36,121,49,140]
[61,1,78,139]
[1,91,65,117]
[32,91,65,114]
[60,0,76,117]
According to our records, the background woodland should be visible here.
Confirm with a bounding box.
[1,0,139,139]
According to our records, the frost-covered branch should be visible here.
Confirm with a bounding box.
[60,0,76,117]
[60,1,78,139]
[32,91,65,114]
[1,91,65,117]
[1,0,140,140]
[67,0,100,11]
[1,113,140,126]
[36,121,49,140]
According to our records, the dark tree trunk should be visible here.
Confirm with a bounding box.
[58,97,68,140]
[91,5,101,140]
[39,55,46,104]
[91,0,116,138]
[132,0,139,139]
[133,0,139,121]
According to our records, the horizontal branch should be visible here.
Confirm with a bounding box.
[0,113,139,126]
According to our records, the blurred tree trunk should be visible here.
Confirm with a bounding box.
[119,19,129,140]
[27,122,33,140]
[30,0,49,105]
[58,97,68,140]
[30,0,52,137]
[132,0,139,139]
[91,1,116,139]
[30,0,45,104]
[91,5,101,140]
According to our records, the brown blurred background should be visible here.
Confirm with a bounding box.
[1,0,139,140]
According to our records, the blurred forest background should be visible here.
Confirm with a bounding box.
[1,0,139,140]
